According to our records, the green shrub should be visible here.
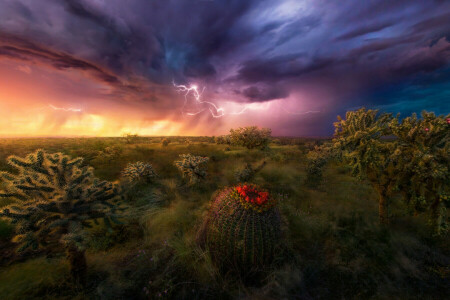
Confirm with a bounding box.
[100,145,123,162]
[305,146,331,188]
[174,154,209,184]
[214,135,230,145]
[0,150,123,284]
[234,161,266,182]
[122,133,139,144]
[197,184,282,273]
[229,126,272,149]
[122,161,157,184]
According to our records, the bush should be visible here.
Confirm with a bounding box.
[122,133,139,144]
[100,145,123,162]
[305,146,330,188]
[174,154,209,184]
[229,126,272,149]
[214,135,230,145]
[122,162,157,184]
[0,150,123,284]
[161,138,171,147]
[234,161,266,182]
[197,184,282,274]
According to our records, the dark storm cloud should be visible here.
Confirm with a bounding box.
[0,32,120,84]
[242,85,289,102]
[335,20,395,41]
[0,0,448,136]
[410,12,450,34]
[232,54,337,83]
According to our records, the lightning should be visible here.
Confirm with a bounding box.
[173,81,320,118]
[282,107,320,115]
[173,81,268,118]
[48,104,82,112]
[173,81,225,118]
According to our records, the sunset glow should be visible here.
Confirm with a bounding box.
[0,0,448,137]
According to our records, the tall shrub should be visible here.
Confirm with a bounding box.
[229,126,272,149]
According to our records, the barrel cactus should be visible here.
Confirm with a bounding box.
[198,183,282,271]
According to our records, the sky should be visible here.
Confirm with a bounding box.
[0,0,449,137]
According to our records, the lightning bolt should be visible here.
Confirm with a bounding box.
[173,81,267,118]
[173,81,320,118]
[173,81,225,118]
[281,108,320,115]
[48,104,82,112]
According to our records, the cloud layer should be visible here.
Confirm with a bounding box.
[0,0,449,136]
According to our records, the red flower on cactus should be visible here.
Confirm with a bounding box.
[235,184,271,210]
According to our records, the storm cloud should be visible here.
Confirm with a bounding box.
[0,0,448,136]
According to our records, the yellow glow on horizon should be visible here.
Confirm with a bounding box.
[0,61,190,137]
[0,110,186,137]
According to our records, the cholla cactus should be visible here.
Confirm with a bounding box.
[198,184,281,272]
[0,150,123,284]
[333,108,396,224]
[305,149,328,189]
[122,161,157,184]
[174,154,209,184]
[305,144,337,188]
[234,161,266,182]
[390,112,450,234]
[100,145,123,162]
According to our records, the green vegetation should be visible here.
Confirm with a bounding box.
[333,109,449,231]
[234,160,266,182]
[174,154,209,184]
[390,112,449,234]
[0,150,123,284]
[229,126,272,149]
[122,161,157,184]
[0,120,448,299]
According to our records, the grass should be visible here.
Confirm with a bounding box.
[0,136,448,299]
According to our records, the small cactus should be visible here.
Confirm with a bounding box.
[174,154,209,184]
[122,162,157,184]
[234,161,266,182]
[198,183,281,271]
